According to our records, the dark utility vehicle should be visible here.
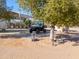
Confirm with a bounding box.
[29,20,46,33]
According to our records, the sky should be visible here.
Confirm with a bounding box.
[6,0,32,16]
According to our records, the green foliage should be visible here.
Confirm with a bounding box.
[18,0,47,19]
[43,0,79,27]
[0,8,13,21]
[23,19,31,26]
[0,7,6,18]
[18,0,79,27]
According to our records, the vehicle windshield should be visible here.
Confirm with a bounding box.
[32,20,43,26]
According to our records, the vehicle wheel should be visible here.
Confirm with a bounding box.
[30,30,32,33]
[36,29,39,34]
[43,29,46,33]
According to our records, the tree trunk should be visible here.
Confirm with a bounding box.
[50,26,55,45]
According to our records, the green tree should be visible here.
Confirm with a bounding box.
[18,0,79,28]
[0,7,13,21]
[18,0,79,44]
[23,18,31,27]
[18,0,46,18]
[44,0,79,29]
[0,7,6,19]
[42,0,79,44]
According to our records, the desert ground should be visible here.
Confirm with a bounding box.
[0,27,79,59]
[0,36,79,59]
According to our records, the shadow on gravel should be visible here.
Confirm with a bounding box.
[0,31,49,39]
[1,30,79,46]
[0,34,31,38]
[65,31,79,46]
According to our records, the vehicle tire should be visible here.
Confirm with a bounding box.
[43,29,46,33]
[30,30,32,33]
[36,29,39,34]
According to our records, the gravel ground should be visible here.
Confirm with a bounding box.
[0,37,79,59]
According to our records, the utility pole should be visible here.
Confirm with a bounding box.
[18,8,22,28]
[19,8,21,20]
